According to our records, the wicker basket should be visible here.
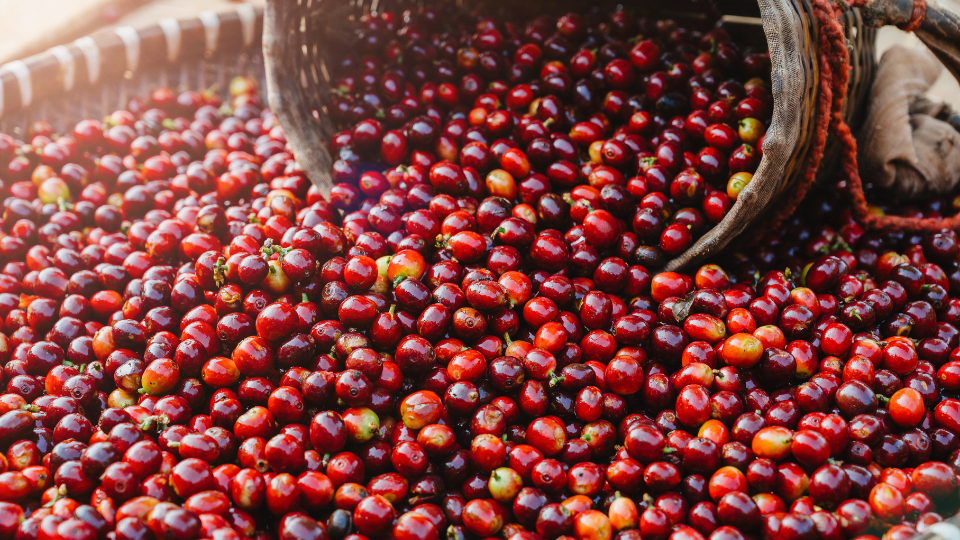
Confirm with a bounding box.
[0,4,265,135]
[261,0,960,270]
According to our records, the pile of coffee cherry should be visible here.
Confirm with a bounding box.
[0,5,959,540]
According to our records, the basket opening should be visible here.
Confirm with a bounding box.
[298,0,771,123]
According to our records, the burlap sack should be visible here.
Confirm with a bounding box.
[858,45,960,199]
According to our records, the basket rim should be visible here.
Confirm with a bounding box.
[261,0,875,269]
[0,3,264,122]
[665,0,819,270]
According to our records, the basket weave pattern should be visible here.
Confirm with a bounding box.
[0,5,266,135]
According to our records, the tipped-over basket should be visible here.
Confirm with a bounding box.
[263,0,960,270]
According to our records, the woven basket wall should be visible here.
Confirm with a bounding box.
[0,4,266,135]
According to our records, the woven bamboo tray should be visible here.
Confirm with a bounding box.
[0,4,265,135]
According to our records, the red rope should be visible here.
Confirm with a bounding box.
[763,0,849,232]
[769,0,951,233]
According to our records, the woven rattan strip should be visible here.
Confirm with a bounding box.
[0,5,266,135]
